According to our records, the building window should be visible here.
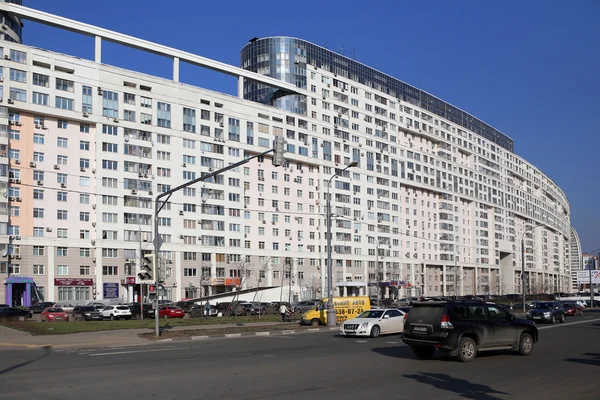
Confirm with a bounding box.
[58,287,89,301]
[9,68,26,83]
[57,228,68,239]
[102,248,118,258]
[82,85,92,113]
[57,137,68,148]
[33,208,44,218]
[57,120,68,129]
[102,90,119,118]
[57,155,68,165]
[124,109,135,122]
[56,78,74,92]
[80,158,90,168]
[33,133,45,144]
[32,92,49,105]
[55,96,74,110]
[80,194,90,204]
[33,227,44,237]
[33,246,45,256]
[80,266,90,275]
[80,212,90,221]
[33,265,45,275]
[103,266,118,276]
[80,248,91,257]
[33,73,49,87]
[57,210,68,220]
[57,265,68,275]
[124,93,135,105]
[57,192,67,202]
[10,88,26,102]
[80,141,90,151]
[183,107,196,133]
[9,49,27,64]
[184,268,197,277]
[157,102,171,128]
[80,123,90,133]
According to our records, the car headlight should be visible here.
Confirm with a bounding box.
[85,313,91,316]
[544,312,551,317]
[360,322,369,329]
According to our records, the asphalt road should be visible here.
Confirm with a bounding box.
[1,314,600,400]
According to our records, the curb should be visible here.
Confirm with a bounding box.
[147,326,339,343]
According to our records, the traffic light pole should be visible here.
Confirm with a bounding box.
[153,147,276,337]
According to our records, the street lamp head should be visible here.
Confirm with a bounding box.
[348,161,359,168]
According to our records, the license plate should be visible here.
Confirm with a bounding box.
[345,329,356,333]
[533,316,541,319]
[413,326,427,333]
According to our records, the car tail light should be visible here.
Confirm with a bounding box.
[403,313,409,321]
[441,315,454,329]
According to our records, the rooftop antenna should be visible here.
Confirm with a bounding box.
[324,41,328,49]
[351,50,356,59]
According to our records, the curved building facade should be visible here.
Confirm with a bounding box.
[1,0,23,43]
[0,3,571,305]
[569,226,583,291]
[242,36,571,296]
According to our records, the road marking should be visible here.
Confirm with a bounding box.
[282,330,296,335]
[255,332,271,336]
[191,335,209,340]
[538,317,600,330]
[355,340,368,343]
[88,346,190,357]
[225,333,242,338]
[306,328,321,332]
[385,341,399,344]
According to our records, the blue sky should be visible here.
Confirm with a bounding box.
[22,0,600,252]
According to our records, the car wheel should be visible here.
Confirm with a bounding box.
[18,316,25,322]
[458,337,477,363]
[370,325,381,338]
[110,314,115,321]
[560,314,565,323]
[413,346,435,359]
[518,332,534,356]
[164,314,169,319]
[550,315,555,324]
[310,318,320,327]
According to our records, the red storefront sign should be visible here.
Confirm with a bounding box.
[225,278,241,287]
[126,276,136,285]
[54,278,94,287]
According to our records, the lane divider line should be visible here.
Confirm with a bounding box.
[538,317,600,330]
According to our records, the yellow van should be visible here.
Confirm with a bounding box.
[299,296,371,326]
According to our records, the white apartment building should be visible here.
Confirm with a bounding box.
[0,3,571,307]
[569,226,583,291]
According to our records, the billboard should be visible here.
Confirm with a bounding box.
[577,270,600,284]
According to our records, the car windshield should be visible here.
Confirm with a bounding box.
[47,308,63,313]
[534,302,553,309]
[116,306,130,310]
[356,310,384,319]
[563,304,574,308]
[81,306,96,311]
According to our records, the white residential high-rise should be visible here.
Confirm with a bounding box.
[569,226,583,291]
[0,3,572,307]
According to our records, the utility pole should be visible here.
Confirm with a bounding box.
[521,222,543,313]
[153,144,285,337]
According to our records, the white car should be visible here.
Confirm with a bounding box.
[101,305,132,320]
[339,308,406,338]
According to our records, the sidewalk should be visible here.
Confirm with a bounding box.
[0,321,295,350]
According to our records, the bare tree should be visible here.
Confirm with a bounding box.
[227,258,253,319]
[305,273,322,300]
[251,256,272,319]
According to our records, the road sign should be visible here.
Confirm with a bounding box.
[577,270,600,284]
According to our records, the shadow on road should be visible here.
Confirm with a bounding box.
[0,346,52,375]
[402,372,510,400]
[565,352,600,367]
[371,345,416,359]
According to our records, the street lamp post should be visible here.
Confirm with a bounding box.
[521,222,543,313]
[325,161,358,328]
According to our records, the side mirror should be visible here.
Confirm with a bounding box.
[315,307,319,312]
[510,314,516,321]
[383,314,390,319]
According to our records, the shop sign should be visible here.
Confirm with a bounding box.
[103,283,119,299]
[54,278,94,286]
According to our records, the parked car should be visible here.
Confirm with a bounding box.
[28,301,57,314]
[526,301,565,324]
[54,303,75,313]
[72,305,103,321]
[158,305,185,319]
[127,303,155,319]
[402,300,538,362]
[0,304,8,308]
[340,308,406,338]
[189,304,217,318]
[215,302,245,316]
[240,302,262,315]
[562,303,583,316]
[101,305,132,320]
[176,301,197,313]
[0,307,33,321]
[41,307,69,322]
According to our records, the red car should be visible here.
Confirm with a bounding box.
[562,303,583,316]
[158,305,185,319]
[41,307,69,322]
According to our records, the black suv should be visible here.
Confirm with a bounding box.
[402,300,538,362]
[72,305,102,321]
